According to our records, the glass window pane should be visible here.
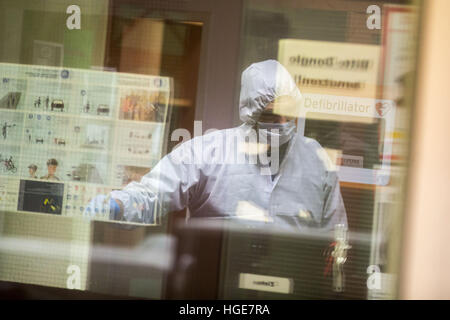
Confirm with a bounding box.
[0,0,421,300]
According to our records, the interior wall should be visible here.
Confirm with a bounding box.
[189,0,243,131]
[106,0,243,131]
[0,0,110,291]
[400,0,450,299]
[0,0,110,68]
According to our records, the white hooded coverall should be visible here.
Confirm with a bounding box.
[108,60,348,231]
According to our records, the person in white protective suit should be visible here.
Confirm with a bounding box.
[85,59,347,232]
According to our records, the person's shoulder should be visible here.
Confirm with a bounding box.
[185,128,230,147]
[196,128,230,140]
[297,135,323,151]
[296,135,337,172]
[175,125,246,148]
[165,128,228,162]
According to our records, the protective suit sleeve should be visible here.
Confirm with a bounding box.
[110,141,199,224]
[321,170,348,230]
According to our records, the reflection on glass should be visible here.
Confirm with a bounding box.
[0,0,420,300]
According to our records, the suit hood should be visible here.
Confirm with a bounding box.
[239,59,302,124]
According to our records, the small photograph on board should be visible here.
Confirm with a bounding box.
[18,179,64,215]
[119,89,167,122]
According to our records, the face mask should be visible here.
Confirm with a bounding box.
[257,120,296,146]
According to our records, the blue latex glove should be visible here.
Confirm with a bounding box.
[83,194,121,220]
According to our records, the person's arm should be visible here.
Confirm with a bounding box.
[108,140,200,224]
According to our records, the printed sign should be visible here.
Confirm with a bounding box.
[239,273,293,294]
[278,39,380,99]
[0,62,172,217]
[278,40,395,185]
